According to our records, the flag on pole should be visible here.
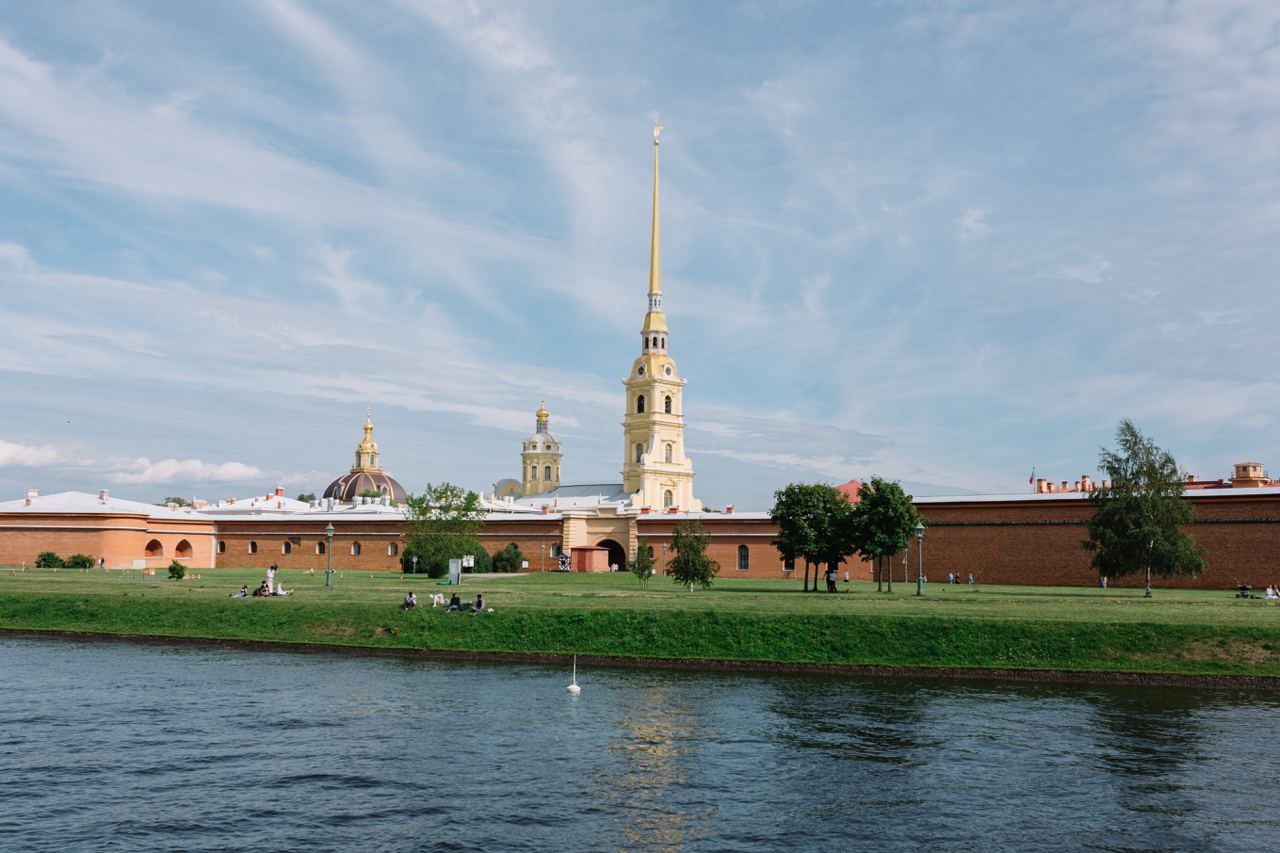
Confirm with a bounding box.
[1028,467,1036,487]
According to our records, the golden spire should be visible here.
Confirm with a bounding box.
[641,124,668,338]
[648,123,662,296]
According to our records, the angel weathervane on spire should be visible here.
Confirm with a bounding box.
[653,123,662,144]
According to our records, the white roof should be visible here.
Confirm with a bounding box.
[0,491,195,520]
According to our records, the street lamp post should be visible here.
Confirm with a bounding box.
[541,543,546,573]
[325,521,335,587]
[903,551,908,585]
[661,543,668,575]
[914,521,925,596]
[411,554,418,574]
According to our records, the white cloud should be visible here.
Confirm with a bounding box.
[0,438,60,467]
[110,457,265,485]
[956,205,991,241]
[1058,255,1112,284]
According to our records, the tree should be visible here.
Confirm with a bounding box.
[65,553,94,569]
[669,520,720,591]
[167,560,186,580]
[34,551,63,568]
[402,483,486,578]
[491,543,526,573]
[1084,419,1206,597]
[159,496,188,507]
[770,483,822,591]
[631,537,656,588]
[296,492,317,503]
[848,478,923,593]
[771,483,857,591]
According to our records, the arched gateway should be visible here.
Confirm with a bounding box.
[596,539,627,571]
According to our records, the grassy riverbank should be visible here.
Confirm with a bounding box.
[2,568,1279,678]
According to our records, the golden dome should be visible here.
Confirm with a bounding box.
[357,410,379,454]
[536,401,550,421]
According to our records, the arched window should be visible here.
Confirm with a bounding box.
[544,465,551,481]
[531,465,538,481]
[635,443,644,463]
[663,489,673,509]
[217,541,226,554]
[316,542,326,555]
[249,541,258,555]
[738,545,750,571]
[175,540,192,558]
[636,394,646,414]
[351,542,362,556]
[664,443,673,463]
[388,543,399,557]
[282,541,292,555]
[145,539,163,558]
[551,544,562,558]
[664,395,672,414]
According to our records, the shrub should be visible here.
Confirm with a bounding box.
[34,551,64,568]
[168,560,186,580]
[65,553,95,569]
[491,543,526,573]
[402,537,492,577]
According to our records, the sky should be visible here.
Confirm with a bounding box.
[1,0,1278,509]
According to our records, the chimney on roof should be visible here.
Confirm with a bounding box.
[1061,481,1069,492]
[98,489,109,503]
[25,488,37,506]
[1073,480,1081,492]
[541,504,549,514]
[275,486,285,497]
[1081,475,1092,491]
[640,506,651,515]
[725,504,734,514]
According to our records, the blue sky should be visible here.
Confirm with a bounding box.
[1,1,1278,508]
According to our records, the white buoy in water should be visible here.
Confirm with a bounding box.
[567,655,581,694]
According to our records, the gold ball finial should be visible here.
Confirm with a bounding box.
[653,123,662,145]
[536,400,550,421]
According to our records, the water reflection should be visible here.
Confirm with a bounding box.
[598,681,711,851]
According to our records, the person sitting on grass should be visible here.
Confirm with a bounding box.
[470,593,487,615]
[1267,585,1278,600]
[402,591,417,610]
[446,593,463,612]
[274,581,291,596]
[230,585,248,598]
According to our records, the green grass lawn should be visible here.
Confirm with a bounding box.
[2,566,1279,678]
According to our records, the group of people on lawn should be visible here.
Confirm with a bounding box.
[401,590,489,614]
[230,562,291,597]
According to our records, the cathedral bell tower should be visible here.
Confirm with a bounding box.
[621,125,701,512]
[521,401,562,497]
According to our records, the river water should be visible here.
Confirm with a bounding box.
[2,637,1278,852]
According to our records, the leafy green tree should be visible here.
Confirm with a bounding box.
[34,551,63,568]
[848,478,923,593]
[631,537,656,588]
[670,520,720,591]
[1084,419,1205,597]
[159,496,188,507]
[771,483,857,591]
[770,483,822,591]
[65,553,94,569]
[167,560,186,580]
[402,483,486,578]
[491,543,526,573]
[295,492,317,503]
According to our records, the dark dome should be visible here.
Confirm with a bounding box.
[323,471,407,502]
